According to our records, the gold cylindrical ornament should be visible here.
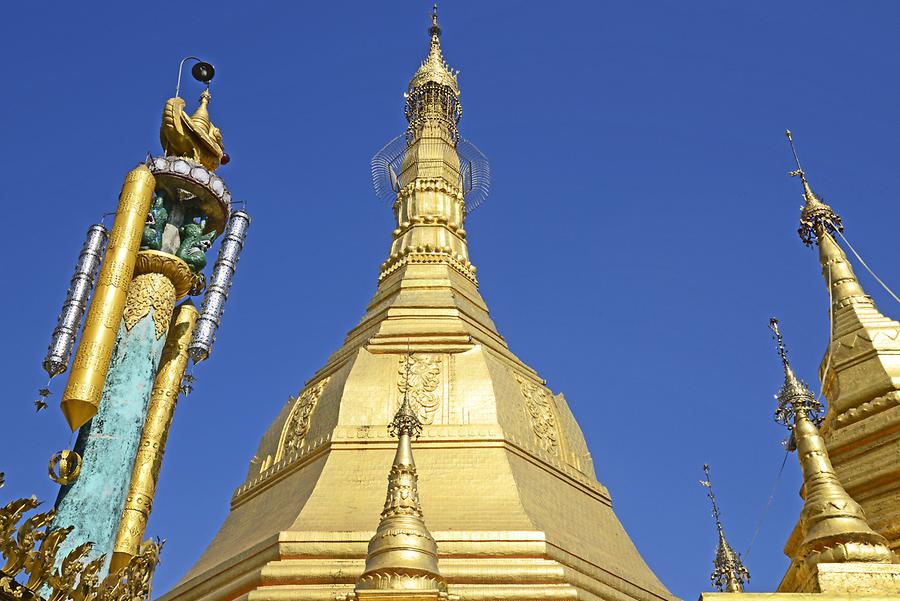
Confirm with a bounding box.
[61,166,156,431]
[110,301,198,573]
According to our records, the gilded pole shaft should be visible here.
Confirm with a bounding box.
[110,301,199,573]
[61,165,156,431]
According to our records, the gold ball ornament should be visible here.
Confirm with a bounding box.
[48,450,82,485]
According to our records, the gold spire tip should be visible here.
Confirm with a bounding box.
[784,131,843,246]
[768,317,789,371]
[430,3,440,37]
[389,355,424,438]
[699,464,749,593]
[768,318,822,431]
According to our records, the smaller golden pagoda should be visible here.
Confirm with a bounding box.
[769,318,895,593]
[348,368,454,601]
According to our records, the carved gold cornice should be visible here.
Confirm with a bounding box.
[133,251,197,300]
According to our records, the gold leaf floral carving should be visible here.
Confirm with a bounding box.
[123,273,176,339]
[515,374,559,453]
[280,377,331,458]
[398,355,442,425]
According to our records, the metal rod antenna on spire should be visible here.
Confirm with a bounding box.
[785,130,804,177]
[769,317,789,369]
[700,464,723,533]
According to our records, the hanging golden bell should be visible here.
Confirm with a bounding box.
[49,450,82,485]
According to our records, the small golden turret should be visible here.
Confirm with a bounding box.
[768,319,893,589]
[350,359,452,600]
[700,464,750,593]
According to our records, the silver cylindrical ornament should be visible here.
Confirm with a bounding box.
[44,224,108,377]
[189,209,250,363]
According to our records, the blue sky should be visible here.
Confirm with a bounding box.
[3,2,900,598]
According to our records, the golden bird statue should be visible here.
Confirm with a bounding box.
[160,89,228,171]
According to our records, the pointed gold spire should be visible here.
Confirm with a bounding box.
[190,89,213,132]
[786,130,843,247]
[700,464,750,593]
[352,356,450,599]
[768,319,892,584]
[409,5,459,98]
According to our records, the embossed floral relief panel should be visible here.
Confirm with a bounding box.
[397,354,444,425]
[514,374,562,456]
[275,377,331,463]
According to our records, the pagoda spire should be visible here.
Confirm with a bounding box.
[351,358,450,599]
[700,464,749,593]
[785,131,900,416]
[768,319,892,587]
[340,4,506,357]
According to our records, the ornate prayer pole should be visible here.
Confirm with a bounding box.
[47,59,248,577]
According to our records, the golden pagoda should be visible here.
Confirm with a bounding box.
[159,9,674,601]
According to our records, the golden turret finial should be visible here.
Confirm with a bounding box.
[408,3,459,98]
[352,355,449,598]
[768,319,892,582]
[700,465,750,593]
[786,130,843,246]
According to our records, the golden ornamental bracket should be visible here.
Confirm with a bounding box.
[0,477,162,601]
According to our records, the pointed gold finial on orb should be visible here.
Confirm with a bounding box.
[768,318,892,580]
[700,464,749,593]
[430,3,440,37]
[409,2,459,98]
[785,130,842,246]
[161,57,228,171]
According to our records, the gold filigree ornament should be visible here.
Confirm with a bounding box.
[123,273,176,340]
[398,355,442,425]
[278,378,331,459]
[124,251,197,339]
[48,450,82,486]
[0,477,162,601]
[515,375,559,453]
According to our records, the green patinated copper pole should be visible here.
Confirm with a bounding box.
[110,301,198,573]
